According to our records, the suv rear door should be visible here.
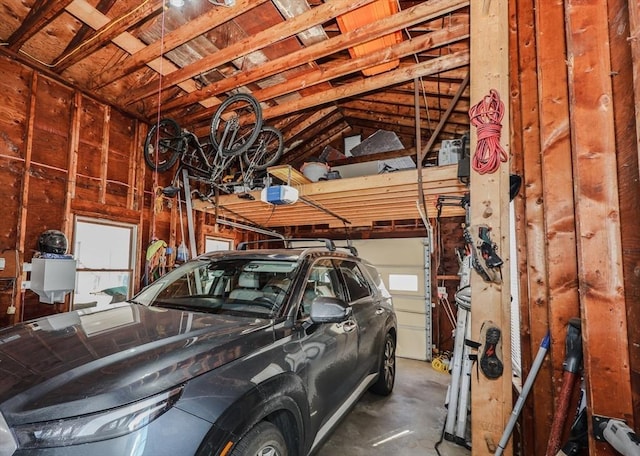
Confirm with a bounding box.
[335,260,387,377]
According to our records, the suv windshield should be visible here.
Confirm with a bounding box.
[132,258,298,317]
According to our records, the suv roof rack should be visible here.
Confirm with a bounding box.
[236,238,359,256]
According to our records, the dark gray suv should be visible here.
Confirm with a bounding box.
[0,240,397,456]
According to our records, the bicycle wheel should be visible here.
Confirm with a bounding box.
[242,125,284,171]
[144,118,183,172]
[209,93,262,158]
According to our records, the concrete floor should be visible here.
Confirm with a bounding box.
[317,357,471,456]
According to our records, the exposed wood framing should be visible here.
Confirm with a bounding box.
[192,165,467,229]
[565,2,634,455]
[162,0,470,122]
[63,92,82,240]
[99,106,111,204]
[124,0,377,105]
[469,1,512,455]
[7,0,74,51]
[14,72,39,324]
[54,0,165,71]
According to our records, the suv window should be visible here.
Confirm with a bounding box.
[337,261,374,302]
[299,259,345,318]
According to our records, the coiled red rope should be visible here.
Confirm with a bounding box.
[469,89,508,174]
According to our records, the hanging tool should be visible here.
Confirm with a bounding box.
[546,318,583,456]
[495,331,551,456]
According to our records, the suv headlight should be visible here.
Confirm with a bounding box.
[13,386,182,449]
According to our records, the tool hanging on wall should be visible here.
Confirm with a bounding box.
[546,318,583,456]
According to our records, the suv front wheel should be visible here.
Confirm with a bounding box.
[230,421,288,456]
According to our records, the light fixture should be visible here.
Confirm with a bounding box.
[169,0,184,7]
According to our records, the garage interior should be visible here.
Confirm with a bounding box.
[0,0,638,455]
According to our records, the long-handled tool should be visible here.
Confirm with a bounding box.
[546,318,583,456]
[495,331,551,456]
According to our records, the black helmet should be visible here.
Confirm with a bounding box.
[38,230,68,255]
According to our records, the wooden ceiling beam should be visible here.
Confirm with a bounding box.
[152,0,470,116]
[7,0,75,51]
[124,0,377,105]
[53,0,165,71]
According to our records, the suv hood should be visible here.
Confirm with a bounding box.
[0,303,273,425]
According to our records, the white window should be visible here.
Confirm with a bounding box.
[72,217,137,310]
[388,273,419,292]
[205,237,232,252]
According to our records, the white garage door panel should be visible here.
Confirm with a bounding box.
[339,238,432,361]
[393,296,428,315]
[397,326,428,361]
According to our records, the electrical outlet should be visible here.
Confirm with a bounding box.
[0,258,4,271]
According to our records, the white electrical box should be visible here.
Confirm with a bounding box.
[30,257,77,304]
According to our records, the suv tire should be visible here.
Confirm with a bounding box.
[230,421,288,456]
[370,332,396,396]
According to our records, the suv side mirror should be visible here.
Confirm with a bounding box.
[310,296,352,323]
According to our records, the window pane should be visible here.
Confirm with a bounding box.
[74,271,131,309]
[75,223,132,269]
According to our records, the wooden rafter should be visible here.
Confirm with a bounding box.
[7,0,75,51]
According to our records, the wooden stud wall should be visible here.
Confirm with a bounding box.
[0,54,229,325]
[509,0,639,453]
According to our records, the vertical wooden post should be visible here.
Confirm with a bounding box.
[14,72,38,324]
[565,1,634,454]
[99,106,111,205]
[469,0,512,455]
[63,92,81,237]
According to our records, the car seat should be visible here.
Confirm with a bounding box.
[229,272,263,301]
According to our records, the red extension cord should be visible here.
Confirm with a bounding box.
[469,89,508,174]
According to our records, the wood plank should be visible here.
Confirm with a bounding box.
[565,1,634,454]
[267,165,311,185]
[609,0,640,427]
[534,0,581,450]
[469,0,512,454]
[511,0,553,452]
